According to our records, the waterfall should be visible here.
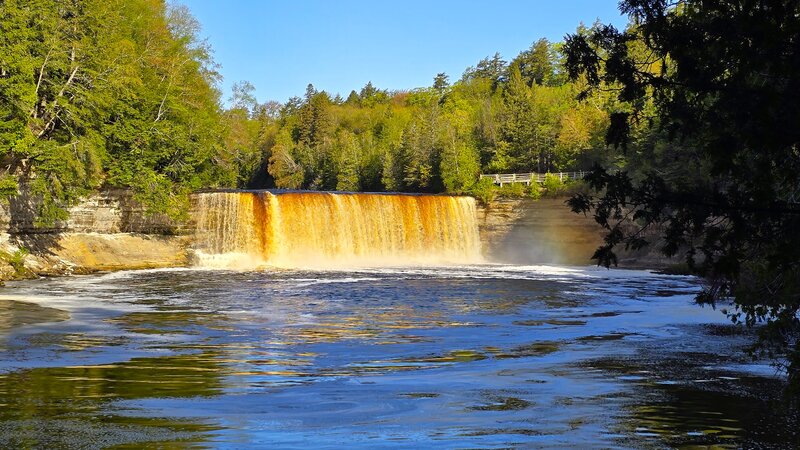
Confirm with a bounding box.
[192,191,483,268]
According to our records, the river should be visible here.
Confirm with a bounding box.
[0,264,796,448]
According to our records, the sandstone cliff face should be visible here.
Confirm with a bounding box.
[2,188,185,235]
[476,198,605,265]
[476,197,678,268]
[474,198,526,257]
[0,190,189,280]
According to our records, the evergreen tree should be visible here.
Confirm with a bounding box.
[564,0,800,393]
[512,38,555,86]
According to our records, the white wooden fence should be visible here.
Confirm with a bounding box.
[479,171,587,186]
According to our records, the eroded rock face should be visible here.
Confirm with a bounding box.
[0,189,189,280]
[476,197,679,268]
[1,188,185,235]
[53,233,190,272]
[474,198,527,258]
[477,198,605,265]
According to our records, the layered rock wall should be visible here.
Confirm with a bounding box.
[1,188,184,235]
[476,197,677,268]
[0,189,189,279]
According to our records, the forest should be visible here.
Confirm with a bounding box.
[0,0,622,223]
[234,41,611,197]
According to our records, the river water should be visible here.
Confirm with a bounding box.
[0,265,796,448]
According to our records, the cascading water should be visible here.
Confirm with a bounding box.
[192,191,483,268]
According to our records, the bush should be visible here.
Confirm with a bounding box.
[9,247,28,274]
[527,183,542,200]
[469,178,497,205]
[0,247,32,280]
[497,182,526,198]
[542,173,566,197]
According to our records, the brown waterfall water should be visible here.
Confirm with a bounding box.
[192,191,482,268]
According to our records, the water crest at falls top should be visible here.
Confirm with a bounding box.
[192,191,483,269]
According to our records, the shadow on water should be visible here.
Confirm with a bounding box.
[0,300,69,335]
[586,351,800,448]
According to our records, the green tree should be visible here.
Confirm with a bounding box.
[511,38,554,86]
[433,72,449,95]
[333,129,360,191]
[439,95,479,192]
[400,110,439,192]
[500,65,536,171]
[267,129,303,189]
[230,80,258,115]
[463,52,507,88]
[0,0,234,222]
[564,0,800,393]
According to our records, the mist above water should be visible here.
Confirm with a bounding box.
[485,198,606,266]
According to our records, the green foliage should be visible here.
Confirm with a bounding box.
[469,177,497,206]
[9,247,28,275]
[565,0,800,393]
[267,130,304,189]
[542,173,566,196]
[333,129,360,191]
[0,246,31,279]
[244,29,611,196]
[497,182,526,198]
[527,183,542,200]
[0,175,19,201]
[0,0,235,222]
[511,38,556,87]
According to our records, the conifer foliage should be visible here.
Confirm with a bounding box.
[564,0,800,392]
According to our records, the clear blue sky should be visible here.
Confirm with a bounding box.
[181,1,629,104]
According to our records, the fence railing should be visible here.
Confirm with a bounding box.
[479,171,587,186]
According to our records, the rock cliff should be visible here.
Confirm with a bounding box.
[0,189,189,280]
[476,197,679,268]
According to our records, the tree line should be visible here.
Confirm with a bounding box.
[231,36,612,196]
[1,0,618,222]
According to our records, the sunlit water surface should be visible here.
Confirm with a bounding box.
[0,265,796,448]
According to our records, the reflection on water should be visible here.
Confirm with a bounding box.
[589,353,800,447]
[0,352,225,448]
[0,300,68,334]
[0,265,796,448]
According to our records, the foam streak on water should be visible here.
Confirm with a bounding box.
[192,192,482,269]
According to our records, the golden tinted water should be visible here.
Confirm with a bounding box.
[192,192,482,268]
